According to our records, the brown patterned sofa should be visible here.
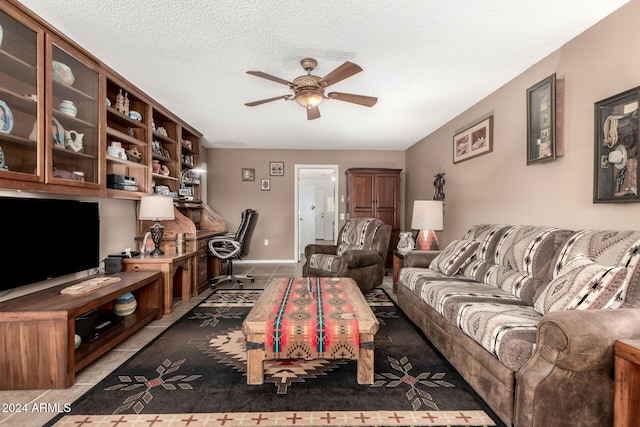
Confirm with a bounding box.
[397,224,640,427]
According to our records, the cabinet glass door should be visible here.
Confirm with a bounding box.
[47,37,100,187]
[0,9,43,180]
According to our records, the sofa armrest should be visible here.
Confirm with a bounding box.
[342,249,383,269]
[515,308,640,427]
[304,244,337,258]
[534,308,640,371]
[403,250,440,268]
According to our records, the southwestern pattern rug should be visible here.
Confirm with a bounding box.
[50,288,502,427]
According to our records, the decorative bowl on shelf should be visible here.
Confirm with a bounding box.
[58,100,77,117]
[0,100,14,134]
[52,61,75,86]
[128,110,142,121]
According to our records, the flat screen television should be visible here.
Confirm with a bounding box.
[0,196,100,292]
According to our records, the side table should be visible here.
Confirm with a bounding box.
[121,249,198,315]
[392,250,405,293]
[615,339,640,427]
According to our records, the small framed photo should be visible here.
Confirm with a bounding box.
[242,168,255,181]
[453,116,493,164]
[261,179,271,191]
[527,73,557,164]
[270,161,284,176]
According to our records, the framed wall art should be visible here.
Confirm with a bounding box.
[242,168,255,181]
[261,178,270,191]
[270,161,284,176]
[593,86,639,203]
[526,74,557,164]
[453,116,493,164]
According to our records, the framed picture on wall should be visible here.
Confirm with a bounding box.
[261,179,270,191]
[270,161,284,176]
[453,115,493,164]
[526,74,557,164]
[593,86,640,203]
[242,168,255,181]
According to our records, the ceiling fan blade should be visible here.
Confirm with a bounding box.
[306,105,321,120]
[245,95,290,107]
[320,61,363,87]
[246,71,294,86]
[327,92,378,107]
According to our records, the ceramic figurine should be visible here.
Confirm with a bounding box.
[64,130,84,152]
[0,145,8,171]
[115,89,126,114]
[397,231,415,254]
[123,92,130,114]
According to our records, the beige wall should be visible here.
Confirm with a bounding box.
[405,0,640,246]
[205,149,405,261]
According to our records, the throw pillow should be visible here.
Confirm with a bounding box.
[430,240,480,276]
[534,253,629,314]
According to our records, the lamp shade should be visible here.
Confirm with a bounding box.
[411,200,443,231]
[138,195,175,221]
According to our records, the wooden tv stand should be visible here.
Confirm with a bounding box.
[0,271,162,390]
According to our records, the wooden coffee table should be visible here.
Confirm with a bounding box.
[243,277,379,385]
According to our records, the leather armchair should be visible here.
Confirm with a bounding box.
[303,218,391,291]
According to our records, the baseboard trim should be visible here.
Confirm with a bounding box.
[233,259,299,264]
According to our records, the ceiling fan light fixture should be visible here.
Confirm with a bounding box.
[296,90,324,108]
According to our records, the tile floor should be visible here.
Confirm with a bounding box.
[0,262,395,426]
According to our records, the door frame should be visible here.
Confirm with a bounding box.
[294,164,339,262]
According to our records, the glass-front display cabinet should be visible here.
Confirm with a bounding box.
[0,8,44,182]
[46,36,100,189]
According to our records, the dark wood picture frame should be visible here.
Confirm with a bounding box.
[526,74,557,164]
[593,86,639,203]
[242,168,255,181]
[270,161,284,176]
[453,116,493,164]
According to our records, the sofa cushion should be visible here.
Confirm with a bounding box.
[456,303,541,371]
[534,254,629,314]
[336,218,381,255]
[430,240,480,276]
[399,267,527,323]
[460,224,511,280]
[464,226,571,305]
[309,253,341,272]
[552,230,640,308]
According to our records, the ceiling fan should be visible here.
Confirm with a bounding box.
[245,57,377,120]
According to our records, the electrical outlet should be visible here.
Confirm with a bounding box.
[264,239,269,246]
[340,213,345,220]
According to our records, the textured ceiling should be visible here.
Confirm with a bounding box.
[17,0,629,150]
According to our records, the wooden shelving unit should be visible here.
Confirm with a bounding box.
[0,271,162,390]
[0,1,204,200]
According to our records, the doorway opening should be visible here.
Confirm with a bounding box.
[294,165,339,262]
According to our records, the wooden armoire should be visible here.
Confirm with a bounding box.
[345,168,402,268]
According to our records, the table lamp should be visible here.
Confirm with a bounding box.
[138,195,175,256]
[411,200,443,250]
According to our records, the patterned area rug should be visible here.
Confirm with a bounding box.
[49,288,502,427]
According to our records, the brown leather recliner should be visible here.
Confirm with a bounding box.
[303,217,391,291]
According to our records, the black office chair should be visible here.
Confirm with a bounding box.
[208,209,258,289]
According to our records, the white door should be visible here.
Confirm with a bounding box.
[295,165,339,261]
